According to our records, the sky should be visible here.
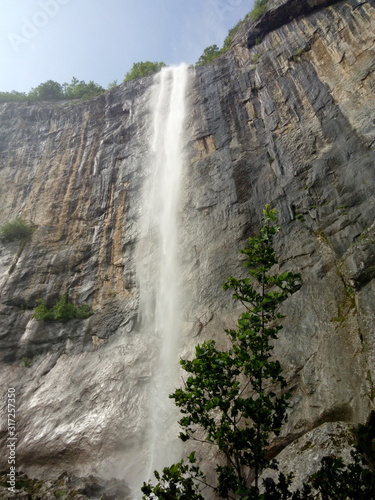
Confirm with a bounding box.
[0,0,255,93]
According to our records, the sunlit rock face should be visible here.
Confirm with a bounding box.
[0,0,374,494]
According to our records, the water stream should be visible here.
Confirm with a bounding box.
[135,63,189,493]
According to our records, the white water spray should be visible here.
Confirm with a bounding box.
[135,64,189,487]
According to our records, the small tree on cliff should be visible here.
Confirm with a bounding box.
[142,205,302,498]
[141,205,375,499]
[28,80,64,101]
[123,61,167,82]
[195,45,222,66]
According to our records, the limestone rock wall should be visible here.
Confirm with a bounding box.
[181,0,375,473]
[0,81,155,483]
[0,0,374,492]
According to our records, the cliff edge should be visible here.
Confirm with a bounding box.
[0,0,374,495]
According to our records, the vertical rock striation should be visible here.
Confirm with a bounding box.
[0,0,374,493]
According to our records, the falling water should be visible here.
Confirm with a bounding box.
[135,64,189,489]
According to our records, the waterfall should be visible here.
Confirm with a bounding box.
[135,64,189,491]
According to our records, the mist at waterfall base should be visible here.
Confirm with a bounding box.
[132,64,189,497]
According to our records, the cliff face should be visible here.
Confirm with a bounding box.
[0,0,374,493]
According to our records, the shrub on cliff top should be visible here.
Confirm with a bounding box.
[62,77,105,100]
[195,45,222,66]
[123,61,167,82]
[0,78,105,104]
[249,0,268,22]
[195,0,269,66]
[28,80,64,101]
[0,90,28,104]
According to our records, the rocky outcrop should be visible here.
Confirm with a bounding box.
[0,471,131,499]
[234,0,345,49]
[0,0,374,496]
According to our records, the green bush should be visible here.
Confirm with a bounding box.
[33,293,93,322]
[21,357,31,368]
[28,80,64,101]
[0,91,27,104]
[248,0,268,22]
[222,21,243,51]
[124,61,167,82]
[0,78,106,104]
[195,45,223,66]
[0,217,34,242]
[62,77,105,100]
[195,0,269,66]
[107,80,118,90]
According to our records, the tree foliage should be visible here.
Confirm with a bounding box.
[0,77,105,103]
[141,453,206,500]
[248,0,269,22]
[195,45,223,66]
[107,80,119,90]
[123,61,167,82]
[142,205,375,499]
[28,79,64,101]
[33,293,93,322]
[142,205,302,498]
[307,451,375,499]
[0,90,28,104]
[62,77,105,100]
[195,0,269,66]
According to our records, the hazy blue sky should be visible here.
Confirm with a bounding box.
[0,0,255,93]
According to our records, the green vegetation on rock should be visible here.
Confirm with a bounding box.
[307,449,375,499]
[0,217,34,242]
[62,77,105,100]
[0,77,105,104]
[249,0,269,22]
[27,79,65,101]
[33,293,93,322]
[0,90,28,103]
[195,0,269,66]
[124,61,167,82]
[195,45,222,67]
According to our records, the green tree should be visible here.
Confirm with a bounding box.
[107,79,118,90]
[142,205,302,498]
[124,61,167,82]
[0,78,104,103]
[0,90,27,104]
[141,456,206,500]
[28,80,64,101]
[62,77,104,100]
[141,205,375,499]
[195,44,222,66]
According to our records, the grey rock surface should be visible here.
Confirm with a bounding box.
[0,471,131,499]
[0,0,374,496]
[260,421,356,491]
